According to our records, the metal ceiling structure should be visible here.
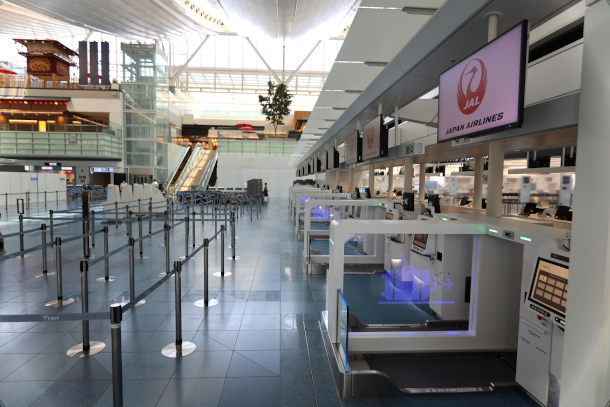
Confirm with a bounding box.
[3,0,227,40]
[0,2,88,38]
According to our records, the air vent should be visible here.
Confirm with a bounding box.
[529,23,583,63]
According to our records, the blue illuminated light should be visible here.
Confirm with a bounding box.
[329,238,335,245]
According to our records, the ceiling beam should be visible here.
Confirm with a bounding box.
[170,36,210,85]
[245,37,282,84]
[285,40,323,86]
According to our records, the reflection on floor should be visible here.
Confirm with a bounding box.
[0,198,542,406]
[310,240,365,256]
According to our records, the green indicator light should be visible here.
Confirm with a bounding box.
[329,238,335,245]
[520,236,532,242]
[442,217,448,221]
[488,229,498,233]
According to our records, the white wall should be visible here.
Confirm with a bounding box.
[217,155,312,198]
[0,172,67,202]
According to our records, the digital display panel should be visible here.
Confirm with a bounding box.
[528,258,569,318]
[345,131,360,164]
[438,21,528,142]
[413,234,428,250]
[90,167,117,174]
[385,212,394,220]
[362,115,388,161]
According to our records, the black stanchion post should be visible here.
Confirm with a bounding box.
[91,210,96,248]
[171,201,175,227]
[231,211,236,260]
[56,190,58,205]
[5,192,7,211]
[250,200,253,222]
[162,261,196,357]
[81,216,90,259]
[165,225,170,275]
[97,227,116,282]
[110,304,123,407]
[149,201,152,234]
[214,205,218,234]
[138,216,143,259]
[194,239,218,308]
[180,216,189,260]
[129,237,135,302]
[44,191,47,207]
[35,224,54,278]
[192,210,196,248]
[67,261,106,357]
[46,237,74,307]
[115,202,118,228]
[126,206,131,237]
[18,214,24,258]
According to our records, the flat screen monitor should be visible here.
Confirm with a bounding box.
[555,205,570,220]
[438,21,528,142]
[528,257,569,321]
[404,193,415,212]
[482,198,487,209]
[459,196,470,206]
[346,131,361,164]
[428,194,441,214]
[362,115,389,161]
[413,234,428,250]
[337,186,342,193]
[385,212,394,220]
[365,188,372,199]
[522,202,537,215]
[354,187,361,199]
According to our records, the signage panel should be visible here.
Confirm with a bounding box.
[438,21,528,142]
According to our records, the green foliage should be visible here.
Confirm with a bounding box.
[258,81,292,136]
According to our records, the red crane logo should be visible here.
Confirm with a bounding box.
[457,58,487,115]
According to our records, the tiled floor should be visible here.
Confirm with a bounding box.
[0,198,344,407]
[0,198,540,407]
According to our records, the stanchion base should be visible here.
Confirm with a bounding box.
[45,298,75,307]
[12,255,31,260]
[78,255,96,260]
[194,299,218,308]
[96,276,117,283]
[158,272,175,278]
[67,341,106,358]
[136,256,150,260]
[228,256,241,260]
[135,299,146,307]
[161,341,196,358]
[35,272,56,278]
[227,245,239,248]
[213,272,232,277]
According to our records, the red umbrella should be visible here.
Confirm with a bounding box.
[235,123,252,128]
[0,69,17,75]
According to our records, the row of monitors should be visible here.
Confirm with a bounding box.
[521,203,572,221]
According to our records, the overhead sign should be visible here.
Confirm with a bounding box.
[438,21,528,142]
[362,115,388,161]
[90,167,117,174]
[35,165,73,171]
[345,131,360,164]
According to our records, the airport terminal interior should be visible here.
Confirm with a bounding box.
[0,0,609,406]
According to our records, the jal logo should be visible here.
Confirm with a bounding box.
[365,126,375,149]
[457,58,487,115]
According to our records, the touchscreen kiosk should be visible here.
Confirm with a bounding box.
[526,257,569,326]
[459,197,470,206]
[354,187,361,199]
[365,188,372,199]
[411,233,436,256]
[403,193,415,212]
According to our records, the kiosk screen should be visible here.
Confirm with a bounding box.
[413,234,428,250]
[528,258,569,318]
[385,212,394,220]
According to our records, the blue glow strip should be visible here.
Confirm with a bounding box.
[378,301,456,305]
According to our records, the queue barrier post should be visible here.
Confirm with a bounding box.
[46,237,74,306]
[110,304,123,407]
[91,211,96,248]
[194,239,218,308]
[162,261,196,358]
[67,260,106,357]
[97,226,117,282]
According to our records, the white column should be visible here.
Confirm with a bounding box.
[418,163,425,202]
[561,3,610,406]
[387,167,394,197]
[486,141,504,216]
[368,165,375,196]
[347,168,354,193]
[335,170,340,189]
[403,157,414,193]
[473,156,484,210]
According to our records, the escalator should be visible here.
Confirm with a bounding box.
[168,148,193,188]
[209,162,218,187]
